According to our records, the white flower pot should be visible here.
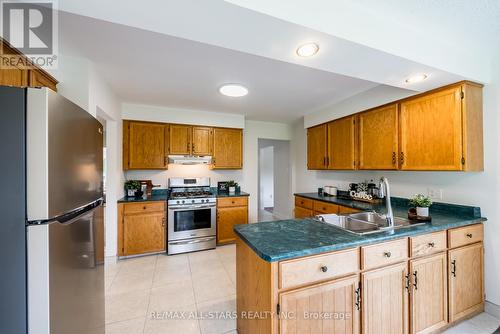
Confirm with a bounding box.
[229,186,236,194]
[416,207,429,217]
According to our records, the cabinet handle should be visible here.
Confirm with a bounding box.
[392,152,396,165]
[405,273,411,291]
[428,242,435,248]
[383,251,392,258]
[466,233,473,238]
[400,152,405,165]
[451,260,457,277]
[161,218,166,227]
[320,266,328,273]
[192,143,195,151]
[143,206,146,210]
[354,284,361,310]
[413,271,418,290]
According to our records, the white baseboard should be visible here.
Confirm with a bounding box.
[486,301,500,319]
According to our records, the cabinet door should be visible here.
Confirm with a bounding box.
[358,104,398,170]
[169,124,192,155]
[123,212,166,255]
[327,116,356,170]
[279,275,360,334]
[127,121,168,169]
[213,128,243,169]
[362,262,409,334]
[400,87,463,170]
[410,253,448,334]
[0,68,28,87]
[449,243,484,322]
[294,206,313,219]
[217,206,248,244]
[192,126,213,156]
[307,124,328,170]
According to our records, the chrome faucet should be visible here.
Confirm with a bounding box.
[379,177,394,227]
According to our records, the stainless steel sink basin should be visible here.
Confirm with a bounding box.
[317,211,427,235]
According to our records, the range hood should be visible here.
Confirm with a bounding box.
[168,155,212,165]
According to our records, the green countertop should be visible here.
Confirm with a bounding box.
[234,195,485,262]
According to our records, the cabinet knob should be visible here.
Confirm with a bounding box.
[320,266,328,273]
[466,233,473,238]
[428,242,435,248]
[232,201,235,204]
[384,251,392,258]
[143,206,146,210]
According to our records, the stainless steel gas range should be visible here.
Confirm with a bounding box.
[167,177,216,255]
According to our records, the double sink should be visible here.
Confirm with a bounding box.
[318,211,426,235]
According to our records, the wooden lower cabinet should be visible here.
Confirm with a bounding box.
[118,201,166,256]
[217,197,248,244]
[294,206,313,218]
[410,253,448,334]
[361,262,409,334]
[294,196,360,218]
[448,242,484,322]
[279,275,360,334]
[236,224,484,334]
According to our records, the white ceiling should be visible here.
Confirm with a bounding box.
[54,0,498,123]
[59,12,380,123]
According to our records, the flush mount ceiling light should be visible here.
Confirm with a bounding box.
[405,73,428,84]
[296,43,320,57]
[219,84,248,97]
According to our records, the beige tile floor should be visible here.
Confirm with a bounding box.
[105,244,499,334]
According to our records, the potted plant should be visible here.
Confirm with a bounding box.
[227,180,238,194]
[409,194,433,217]
[124,180,141,197]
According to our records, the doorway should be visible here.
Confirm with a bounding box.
[258,139,292,221]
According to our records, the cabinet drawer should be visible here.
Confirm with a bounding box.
[338,205,361,214]
[448,224,483,249]
[410,231,447,257]
[295,197,313,210]
[313,201,339,214]
[123,201,165,215]
[294,206,313,219]
[279,248,359,289]
[217,196,248,208]
[361,238,408,270]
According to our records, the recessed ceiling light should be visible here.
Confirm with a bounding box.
[405,74,428,84]
[219,84,248,97]
[296,43,320,57]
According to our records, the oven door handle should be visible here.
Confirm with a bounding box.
[168,205,215,210]
[169,236,216,245]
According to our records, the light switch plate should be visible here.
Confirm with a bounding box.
[427,188,443,200]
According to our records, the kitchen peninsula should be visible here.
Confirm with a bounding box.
[234,197,485,334]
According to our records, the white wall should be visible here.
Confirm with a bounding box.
[259,145,274,208]
[122,103,245,128]
[293,62,500,305]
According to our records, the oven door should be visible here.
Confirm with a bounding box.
[168,204,216,241]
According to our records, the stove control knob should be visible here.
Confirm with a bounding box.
[181,200,185,204]
[192,200,195,203]
[176,200,180,204]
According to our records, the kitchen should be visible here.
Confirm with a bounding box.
[1,1,500,334]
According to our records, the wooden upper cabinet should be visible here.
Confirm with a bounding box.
[123,121,168,170]
[279,275,360,334]
[169,124,192,155]
[410,253,448,334]
[327,116,356,170]
[0,38,58,91]
[358,104,398,170]
[307,124,328,170]
[212,128,243,169]
[192,126,213,156]
[362,262,409,334]
[448,242,484,322]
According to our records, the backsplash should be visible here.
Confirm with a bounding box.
[125,164,243,188]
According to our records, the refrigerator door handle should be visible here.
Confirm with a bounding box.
[27,198,103,226]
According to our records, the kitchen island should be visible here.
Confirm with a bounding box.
[234,199,485,334]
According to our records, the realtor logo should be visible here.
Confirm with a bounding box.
[0,0,58,68]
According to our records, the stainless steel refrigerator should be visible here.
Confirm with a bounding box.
[0,86,105,334]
